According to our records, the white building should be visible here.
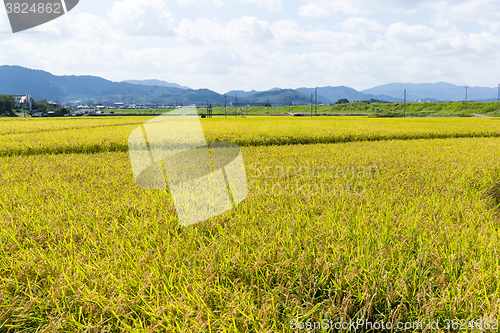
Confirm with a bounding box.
[13,94,32,111]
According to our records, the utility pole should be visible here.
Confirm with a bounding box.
[315,87,318,116]
[498,83,499,102]
[267,98,270,116]
[465,86,468,102]
[235,94,237,117]
[246,99,248,115]
[224,94,227,118]
[288,97,291,114]
[404,89,406,117]
[311,93,313,117]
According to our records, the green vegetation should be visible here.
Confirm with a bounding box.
[370,101,500,117]
[0,116,499,331]
[108,108,167,115]
[315,100,500,117]
[113,101,500,116]
[0,94,16,117]
[31,99,51,113]
[54,107,70,115]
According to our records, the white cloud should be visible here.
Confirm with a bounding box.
[0,10,6,26]
[381,23,500,56]
[236,0,282,12]
[270,20,368,49]
[299,0,500,32]
[176,16,273,45]
[385,22,437,43]
[298,0,435,15]
[177,0,281,11]
[108,0,175,36]
[0,6,13,32]
[56,13,121,40]
[298,3,330,18]
[227,16,274,42]
[431,0,500,31]
[339,17,384,34]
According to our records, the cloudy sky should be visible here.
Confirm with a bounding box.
[1,0,499,93]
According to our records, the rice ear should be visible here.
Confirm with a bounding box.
[485,181,500,212]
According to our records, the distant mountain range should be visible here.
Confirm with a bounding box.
[362,82,499,102]
[1,65,499,105]
[0,66,221,105]
[295,86,400,104]
[123,79,191,90]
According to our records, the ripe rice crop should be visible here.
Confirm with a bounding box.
[1,116,500,157]
[0,116,499,331]
[0,117,147,136]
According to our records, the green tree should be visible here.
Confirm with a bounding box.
[335,98,349,104]
[0,95,16,117]
[32,99,49,113]
[32,99,60,113]
[54,107,70,115]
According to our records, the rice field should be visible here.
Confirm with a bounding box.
[0,116,499,332]
[1,116,500,156]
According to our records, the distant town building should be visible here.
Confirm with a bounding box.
[13,94,32,111]
[47,101,61,109]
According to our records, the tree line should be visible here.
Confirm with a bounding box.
[0,95,70,117]
[31,100,70,115]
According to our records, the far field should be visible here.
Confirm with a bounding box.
[0,115,499,331]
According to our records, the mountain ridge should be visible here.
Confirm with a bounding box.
[2,65,499,104]
[123,79,191,90]
[362,82,499,102]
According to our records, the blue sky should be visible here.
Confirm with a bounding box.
[1,0,500,93]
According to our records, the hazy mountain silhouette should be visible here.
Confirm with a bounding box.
[296,86,399,103]
[124,79,190,90]
[362,82,499,102]
[225,90,261,98]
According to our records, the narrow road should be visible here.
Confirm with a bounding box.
[472,113,492,118]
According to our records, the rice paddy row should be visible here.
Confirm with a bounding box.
[2,116,500,157]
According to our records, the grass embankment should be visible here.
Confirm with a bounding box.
[367,101,500,117]
[0,117,499,331]
[115,101,500,117]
